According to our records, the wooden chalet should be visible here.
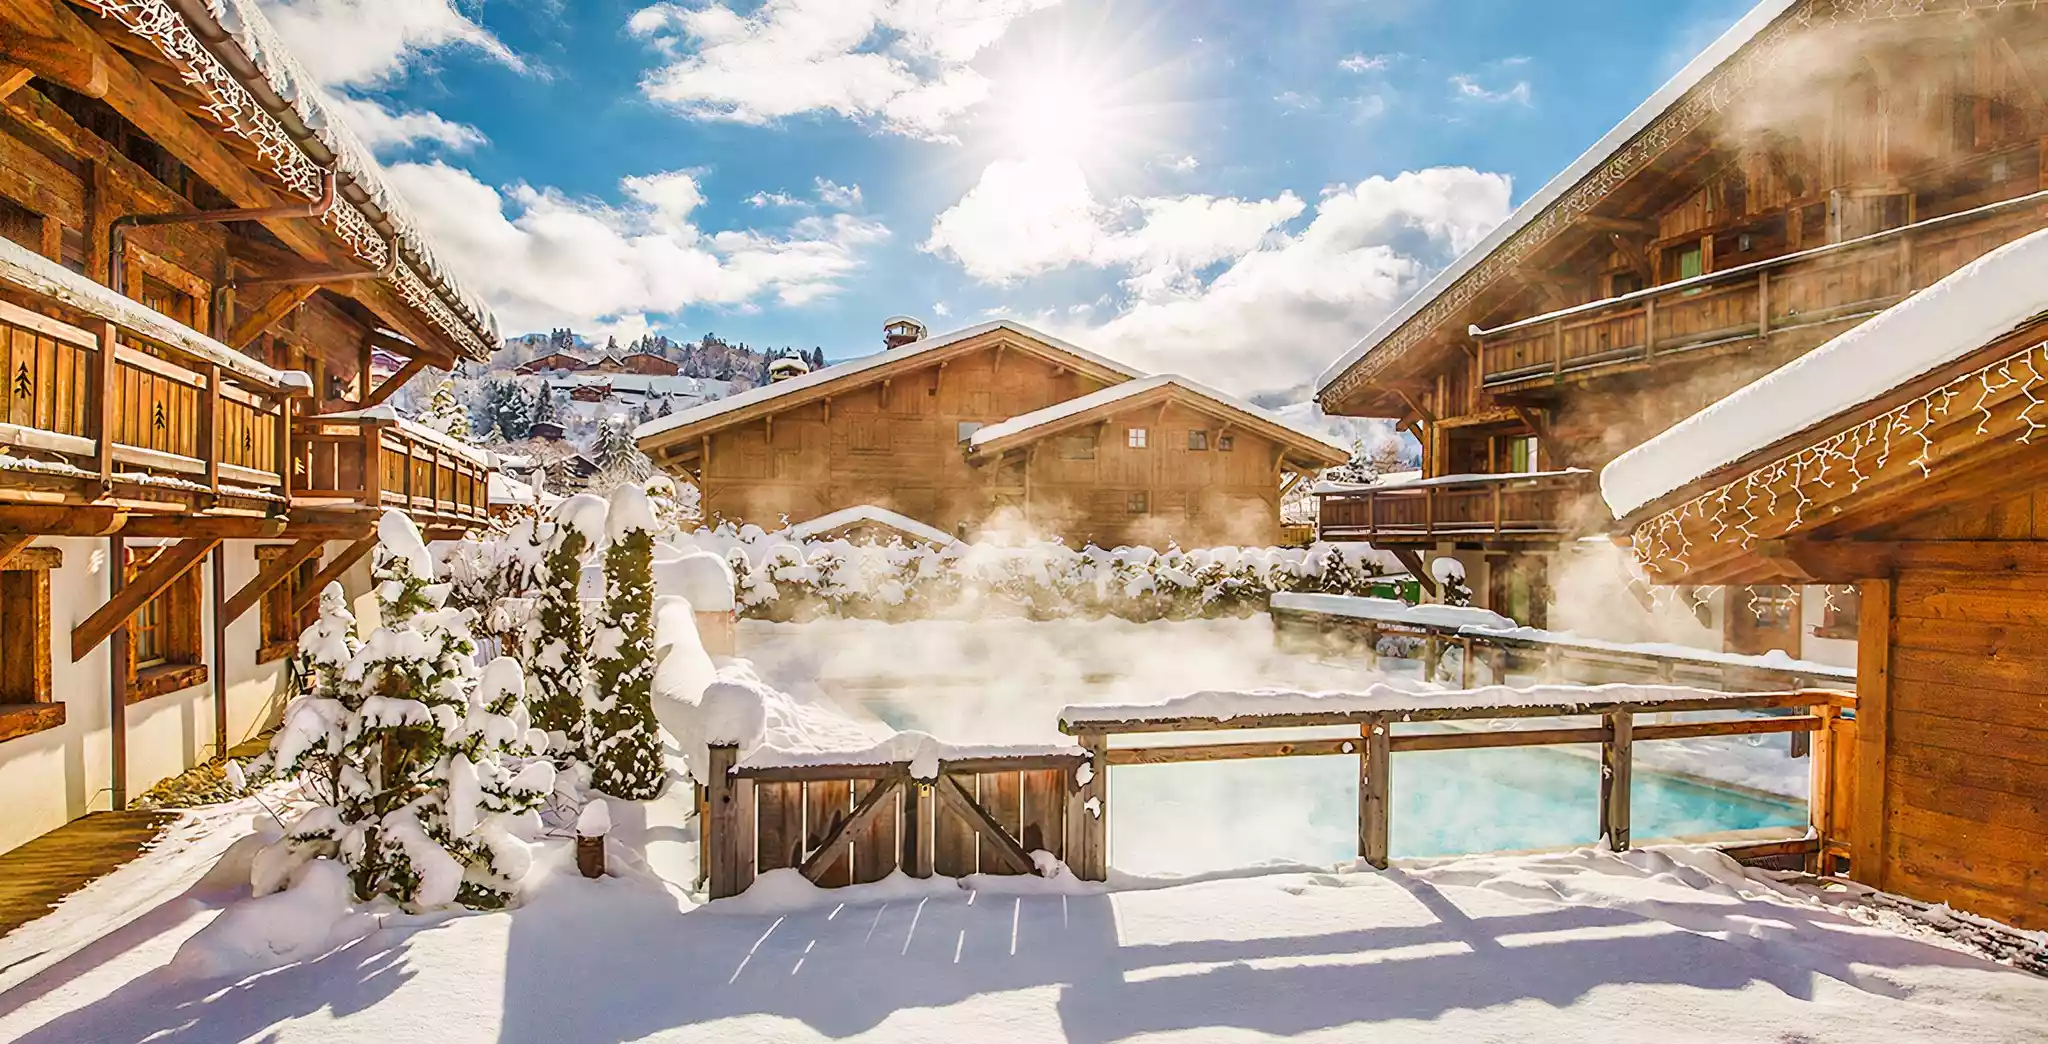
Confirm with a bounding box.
[1313,0,2048,649]
[0,0,499,854]
[515,351,591,375]
[638,320,1347,547]
[1608,230,2048,928]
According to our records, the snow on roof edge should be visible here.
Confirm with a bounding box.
[968,374,1350,458]
[787,505,956,546]
[1314,0,1801,396]
[1601,226,2048,519]
[634,320,1142,443]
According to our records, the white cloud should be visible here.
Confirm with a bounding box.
[258,0,528,87]
[745,190,804,208]
[814,177,863,208]
[381,161,889,335]
[1339,53,1391,73]
[1034,168,1515,396]
[628,0,1060,140]
[1450,74,1531,105]
[325,95,486,153]
[931,301,951,317]
[1154,154,1200,173]
[922,156,1304,291]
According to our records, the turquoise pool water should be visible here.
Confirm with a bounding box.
[854,696,1803,869]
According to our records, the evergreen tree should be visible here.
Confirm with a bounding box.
[527,494,605,757]
[424,377,470,439]
[586,485,665,799]
[245,511,553,910]
[592,415,652,488]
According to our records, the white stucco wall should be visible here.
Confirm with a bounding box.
[1800,584,1858,669]
[0,537,355,856]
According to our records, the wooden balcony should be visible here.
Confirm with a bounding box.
[1475,191,2048,390]
[0,241,298,516]
[1316,470,1596,546]
[291,411,491,530]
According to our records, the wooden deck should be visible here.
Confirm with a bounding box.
[0,810,175,939]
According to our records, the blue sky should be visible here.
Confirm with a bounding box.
[266,0,1760,399]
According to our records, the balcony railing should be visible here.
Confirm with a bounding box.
[1316,470,1595,545]
[0,239,298,509]
[292,411,491,527]
[1475,191,2048,389]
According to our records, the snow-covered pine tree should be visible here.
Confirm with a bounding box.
[247,511,554,911]
[591,415,652,490]
[585,484,665,798]
[424,377,470,439]
[528,493,606,756]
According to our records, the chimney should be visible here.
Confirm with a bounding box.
[883,315,927,350]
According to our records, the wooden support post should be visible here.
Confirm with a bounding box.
[1601,709,1632,851]
[1359,715,1390,870]
[1808,702,1836,875]
[361,426,383,508]
[1459,635,1475,689]
[201,362,220,493]
[95,321,116,491]
[211,546,227,759]
[903,778,935,878]
[705,744,752,898]
[108,533,127,811]
[1851,578,1891,890]
[1068,733,1107,881]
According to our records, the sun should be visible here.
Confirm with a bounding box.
[990,74,1117,161]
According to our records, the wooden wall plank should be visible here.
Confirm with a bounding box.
[934,774,978,878]
[1018,768,1064,860]
[804,778,853,888]
[976,771,1023,876]
[755,781,804,873]
[849,778,899,884]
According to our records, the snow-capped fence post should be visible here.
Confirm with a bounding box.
[703,743,754,898]
[1601,709,1634,851]
[1358,714,1391,870]
[576,800,610,879]
[1065,734,1108,881]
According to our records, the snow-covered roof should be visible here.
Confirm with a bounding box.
[635,320,1141,444]
[1600,227,2048,518]
[1315,469,1588,496]
[91,0,499,357]
[1269,592,1513,631]
[967,374,1350,460]
[488,471,558,507]
[312,406,497,469]
[787,505,955,546]
[1316,0,1801,396]
[549,373,729,397]
[0,236,310,394]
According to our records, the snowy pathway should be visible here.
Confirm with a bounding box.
[2,832,2044,1043]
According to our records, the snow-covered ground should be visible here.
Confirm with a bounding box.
[3,803,2045,1044]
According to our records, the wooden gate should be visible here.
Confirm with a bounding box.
[702,748,1089,899]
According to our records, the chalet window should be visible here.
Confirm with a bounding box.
[1217,433,1235,451]
[1813,585,1861,641]
[137,273,197,328]
[1128,491,1149,514]
[1667,243,1704,281]
[1059,434,1096,460]
[1187,430,1209,451]
[126,547,205,700]
[1504,435,1537,473]
[0,552,58,745]
[1609,271,1645,297]
[1127,427,1148,449]
[256,545,319,663]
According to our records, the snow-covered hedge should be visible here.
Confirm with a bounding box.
[675,523,1408,622]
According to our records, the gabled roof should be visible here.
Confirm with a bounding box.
[635,320,1140,450]
[1316,0,1803,402]
[788,505,954,546]
[966,374,1350,466]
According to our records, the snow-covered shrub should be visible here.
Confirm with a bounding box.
[673,522,1402,623]
[586,485,666,799]
[528,493,606,756]
[244,510,555,912]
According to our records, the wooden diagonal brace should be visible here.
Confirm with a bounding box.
[936,774,1036,876]
[71,537,220,661]
[1511,405,1568,469]
[1390,548,1441,600]
[222,538,324,625]
[0,533,35,571]
[798,774,903,883]
[222,283,321,353]
[360,356,430,410]
[290,533,376,614]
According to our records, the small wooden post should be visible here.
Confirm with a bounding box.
[1757,270,1771,338]
[1808,701,1836,874]
[1643,295,1657,357]
[1458,635,1475,688]
[1359,715,1391,870]
[1600,709,1633,851]
[1070,733,1108,881]
[211,547,228,759]
[1422,633,1442,682]
[360,425,383,507]
[95,321,117,491]
[108,533,127,811]
[576,800,609,880]
[706,744,753,898]
[903,778,936,878]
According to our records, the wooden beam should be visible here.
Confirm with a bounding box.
[1390,548,1440,599]
[0,9,109,98]
[0,61,32,100]
[796,774,902,883]
[934,774,1035,875]
[70,537,219,661]
[117,514,286,539]
[1578,214,1656,236]
[1389,385,1437,427]
[221,537,323,625]
[0,505,123,536]
[290,533,374,613]
[1103,738,1361,766]
[0,532,33,571]
[361,355,429,410]
[1510,405,1568,468]
[1608,232,1653,279]
[1764,539,2048,581]
[222,283,320,352]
